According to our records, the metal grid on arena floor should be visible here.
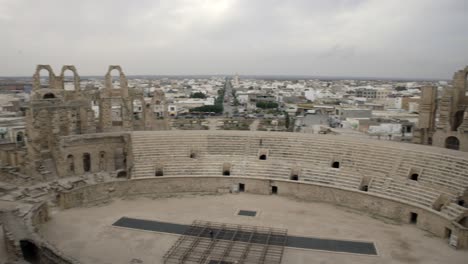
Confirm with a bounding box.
[163,220,287,264]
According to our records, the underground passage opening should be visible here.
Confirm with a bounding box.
[410,212,418,224]
[239,183,245,192]
[290,175,298,181]
[410,173,419,181]
[223,170,230,176]
[271,186,278,194]
[360,185,368,192]
[445,136,460,150]
[117,170,127,178]
[458,199,465,207]
[332,161,340,168]
[83,153,91,172]
[20,240,39,264]
[259,154,267,160]
[155,168,164,176]
[43,93,56,99]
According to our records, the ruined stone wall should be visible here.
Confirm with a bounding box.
[431,66,468,151]
[56,133,129,177]
[56,176,468,249]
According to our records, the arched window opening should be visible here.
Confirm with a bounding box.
[259,154,267,160]
[83,153,91,172]
[20,240,39,264]
[290,175,298,181]
[223,163,231,176]
[16,131,24,143]
[43,93,56,99]
[445,136,460,150]
[67,155,75,174]
[39,68,50,88]
[452,110,465,131]
[110,69,121,89]
[410,173,419,181]
[63,69,77,91]
[155,168,164,176]
[332,161,340,168]
[99,151,106,171]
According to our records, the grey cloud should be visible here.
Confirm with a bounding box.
[0,0,466,78]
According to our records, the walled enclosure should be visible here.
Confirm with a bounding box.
[2,66,468,263]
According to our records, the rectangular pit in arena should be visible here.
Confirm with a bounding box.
[113,217,378,256]
[163,220,288,264]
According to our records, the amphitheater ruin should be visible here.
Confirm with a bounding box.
[1,65,468,263]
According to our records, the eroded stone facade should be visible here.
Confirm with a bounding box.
[414,66,468,151]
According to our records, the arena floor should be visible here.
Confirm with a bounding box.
[39,193,468,264]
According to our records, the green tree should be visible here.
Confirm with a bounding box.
[190,92,207,99]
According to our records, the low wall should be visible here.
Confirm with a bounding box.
[57,176,468,249]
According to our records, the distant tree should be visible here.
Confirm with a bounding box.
[284,111,290,129]
[190,92,207,99]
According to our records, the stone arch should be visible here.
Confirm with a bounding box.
[43,93,56,99]
[67,154,75,174]
[445,136,460,150]
[60,65,80,91]
[20,240,39,263]
[105,65,127,90]
[33,64,55,90]
[83,153,91,172]
[99,151,106,171]
[16,131,24,143]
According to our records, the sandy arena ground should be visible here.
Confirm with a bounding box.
[39,193,468,264]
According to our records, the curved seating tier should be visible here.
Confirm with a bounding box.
[130,131,468,219]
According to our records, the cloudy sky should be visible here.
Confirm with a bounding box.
[0,0,467,78]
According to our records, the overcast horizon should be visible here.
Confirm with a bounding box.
[1,0,467,79]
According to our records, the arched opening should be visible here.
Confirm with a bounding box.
[452,110,465,131]
[63,69,77,91]
[83,153,91,172]
[458,199,465,207]
[155,168,164,176]
[67,154,75,174]
[110,69,122,89]
[117,170,127,178]
[290,175,298,181]
[16,131,24,144]
[271,186,278,194]
[190,153,196,159]
[428,137,433,145]
[360,185,368,192]
[223,163,231,176]
[445,136,460,150]
[332,161,340,168]
[99,151,106,171]
[39,68,50,88]
[43,93,56,99]
[259,154,267,160]
[410,173,419,181]
[20,240,39,263]
[114,148,125,170]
